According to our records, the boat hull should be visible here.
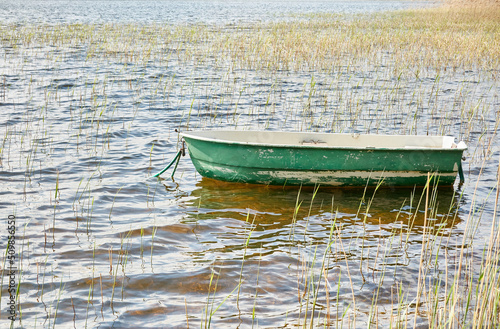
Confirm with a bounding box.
[182,131,466,187]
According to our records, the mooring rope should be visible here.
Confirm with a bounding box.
[153,139,186,179]
[153,131,186,179]
[458,160,465,183]
[153,150,182,178]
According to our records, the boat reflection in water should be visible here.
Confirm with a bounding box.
[158,176,465,327]
[182,177,464,234]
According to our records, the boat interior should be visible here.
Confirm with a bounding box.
[182,131,467,150]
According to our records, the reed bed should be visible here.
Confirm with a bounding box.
[0,2,499,328]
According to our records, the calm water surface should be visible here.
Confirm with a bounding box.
[0,1,499,328]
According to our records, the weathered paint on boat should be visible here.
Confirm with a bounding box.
[181,131,467,187]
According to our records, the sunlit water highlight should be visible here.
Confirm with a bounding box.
[0,0,433,24]
[0,1,499,328]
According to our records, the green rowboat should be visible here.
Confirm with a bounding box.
[181,131,467,187]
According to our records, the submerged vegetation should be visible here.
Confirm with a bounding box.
[0,1,499,328]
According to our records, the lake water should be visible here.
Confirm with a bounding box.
[1,1,499,328]
[1,0,433,24]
